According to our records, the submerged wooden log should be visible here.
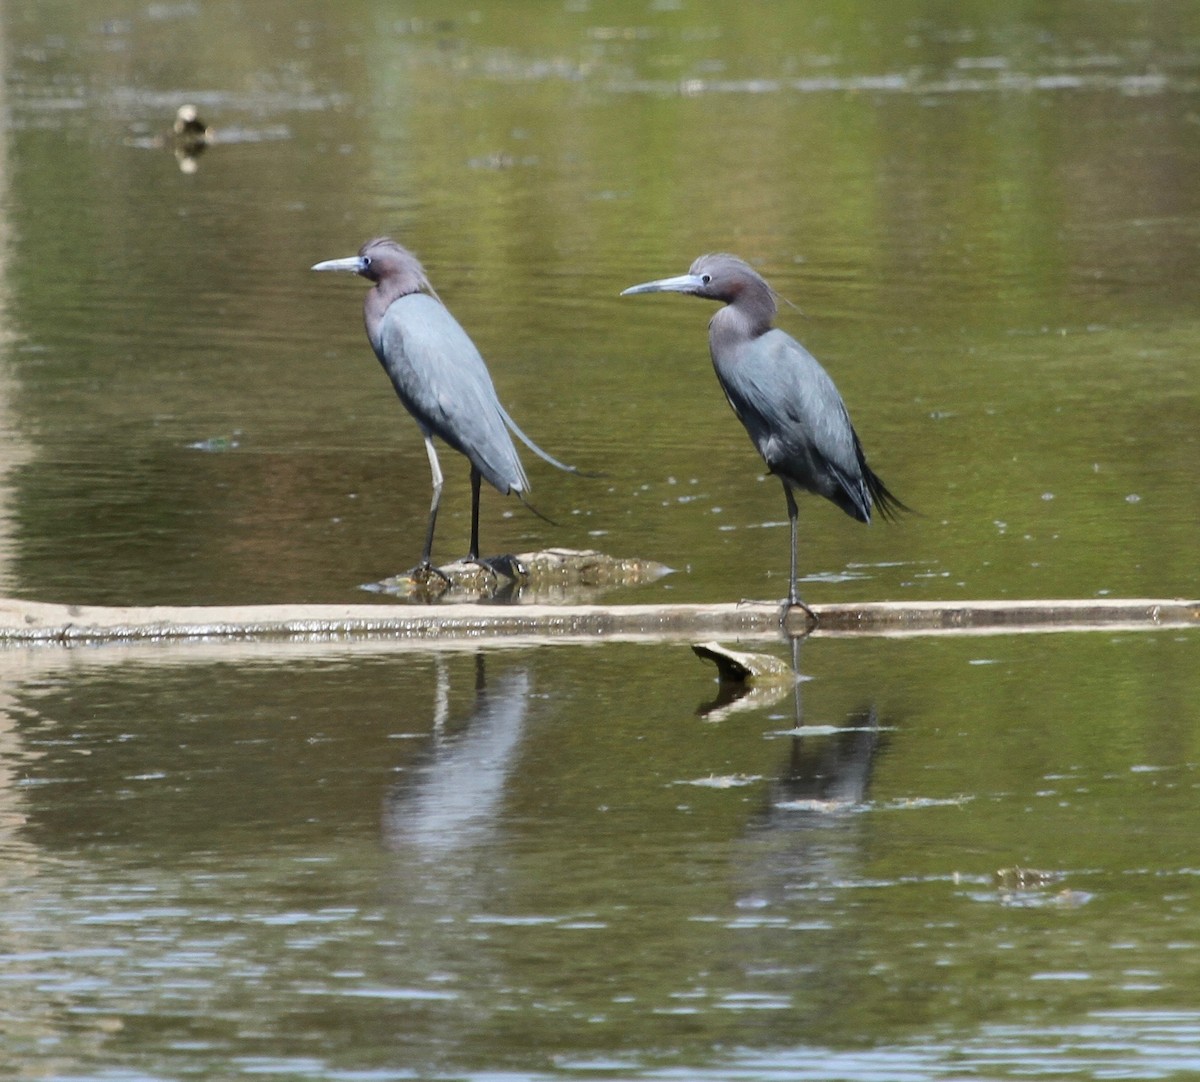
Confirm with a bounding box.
[689,640,800,721]
[691,641,795,684]
[368,548,673,600]
[0,597,1193,646]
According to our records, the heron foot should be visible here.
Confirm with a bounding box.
[470,553,529,582]
[780,596,819,630]
[407,561,453,590]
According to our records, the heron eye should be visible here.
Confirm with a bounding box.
[700,273,712,285]
[362,256,372,268]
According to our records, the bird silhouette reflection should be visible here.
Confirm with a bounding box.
[383,655,530,856]
[727,638,890,926]
[775,638,883,815]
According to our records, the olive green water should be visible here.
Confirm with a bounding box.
[1,2,1199,1079]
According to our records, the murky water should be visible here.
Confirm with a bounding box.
[4,634,1200,1079]
[1,1,1199,1078]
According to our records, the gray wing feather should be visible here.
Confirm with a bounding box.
[716,329,873,520]
[497,402,584,475]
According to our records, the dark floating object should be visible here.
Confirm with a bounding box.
[312,238,585,580]
[173,104,211,148]
[171,104,212,172]
[126,105,287,172]
[622,254,908,621]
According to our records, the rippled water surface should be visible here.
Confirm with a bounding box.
[4,634,1200,1079]
[1,1,1199,1078]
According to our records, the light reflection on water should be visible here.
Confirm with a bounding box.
[619,1014,1200,1080]
[0,631,1198,1078]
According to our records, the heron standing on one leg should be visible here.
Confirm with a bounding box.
[622,253,907,620]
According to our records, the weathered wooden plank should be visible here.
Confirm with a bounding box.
[0,596,1194,646]
[809,598,1200,636]
[0,598,783,644]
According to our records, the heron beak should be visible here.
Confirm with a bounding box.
[311,256,367,274]
[620,273,706,297]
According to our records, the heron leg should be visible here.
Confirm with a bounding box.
[462,467,528,583]
[467,466,482,562]
[418,436,445,571]
[783,484,818,626]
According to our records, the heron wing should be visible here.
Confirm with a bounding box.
[373,293,529,495]
[715,329,874,522]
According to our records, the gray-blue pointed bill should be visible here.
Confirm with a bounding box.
[311,255,367,274]
[620,273,706,296]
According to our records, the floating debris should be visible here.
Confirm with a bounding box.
[691,641,794,685]
[994,866,1061,891]
[989,867,1091,908]
[691,641,798,721]
[187,433,241,452]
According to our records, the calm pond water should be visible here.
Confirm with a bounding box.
[1,0,1200,1078]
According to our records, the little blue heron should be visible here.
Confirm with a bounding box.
[622,253,906,618]
[312,237,579,577]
